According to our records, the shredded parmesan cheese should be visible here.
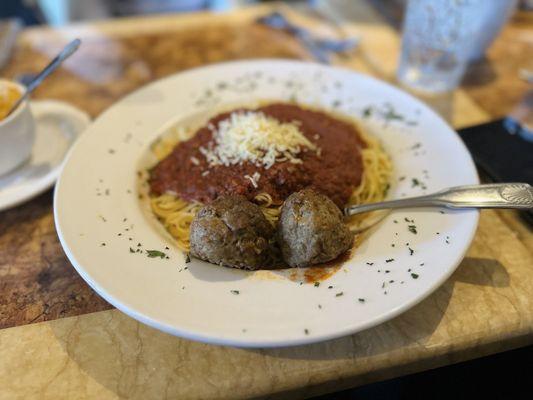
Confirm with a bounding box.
[200,111,318,169]
[244,171,261,188]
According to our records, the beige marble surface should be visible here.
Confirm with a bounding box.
[1,210,533,400]
[1,4,533,400]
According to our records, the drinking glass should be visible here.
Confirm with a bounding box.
[397,0,514,93]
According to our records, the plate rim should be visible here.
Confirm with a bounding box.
[54,59,480,347]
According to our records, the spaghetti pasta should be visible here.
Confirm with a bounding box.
[149,109,392,252]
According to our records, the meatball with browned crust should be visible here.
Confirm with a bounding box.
[278,189,353,267]
[190,195,274,270]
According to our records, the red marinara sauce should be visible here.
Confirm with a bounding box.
[149,103,365,208]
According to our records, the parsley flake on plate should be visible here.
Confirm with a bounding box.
[146,250,167,259]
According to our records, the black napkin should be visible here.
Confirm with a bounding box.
[457,119,533,226]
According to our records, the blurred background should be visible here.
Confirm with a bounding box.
[5,0,530,27]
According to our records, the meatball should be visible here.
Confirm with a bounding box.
[278,189,353,267]
[190,195,274,270]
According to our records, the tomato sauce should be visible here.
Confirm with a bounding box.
[149,103,365,208]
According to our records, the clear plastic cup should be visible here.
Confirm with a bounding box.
[397,0,515,94]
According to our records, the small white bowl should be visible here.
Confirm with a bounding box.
[0,80,35,176]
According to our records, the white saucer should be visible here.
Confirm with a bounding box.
[0,100,90,212]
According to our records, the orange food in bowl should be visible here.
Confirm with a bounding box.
[0,83,22,121]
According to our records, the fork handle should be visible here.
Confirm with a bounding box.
[344,183,533,216]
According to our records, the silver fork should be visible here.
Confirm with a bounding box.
[344,183,533,216]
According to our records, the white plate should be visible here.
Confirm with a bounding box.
[54,60,478,348]
[0,100,90,212]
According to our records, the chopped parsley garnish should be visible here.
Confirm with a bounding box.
[335,292,344,297]
[328,286,333,289]
[185,253,191,263]
[385,270,390,273]
[411,273,419,279]
[129,247,135,253]
[383,107,404,121]
[366,262,374,266]
[412,178,427,189]
[408,247,414,256]
[146,250,167,259]
[385,258,394,263]
[358,298,365,303]
[314,282,320,287]
[362,106,373,118]
[230,290,240,295]
[100,242,106,247]
[393,220,398,224]
[408,225,418,234]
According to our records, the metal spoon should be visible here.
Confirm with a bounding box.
[344,183,533,216]
[5,38,81,118]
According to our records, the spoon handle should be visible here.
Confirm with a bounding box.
[8,39,81,114]
[344,183,533,216]
[26,38,81,93]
